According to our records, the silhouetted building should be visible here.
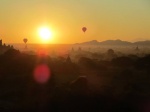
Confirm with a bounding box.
[0,40,2,46]
[135,46,140,52]
[3,43,6,47]
[107,49,114,55]
[106,49,117,60]
[0,39,14,54]
[66,55,72,63]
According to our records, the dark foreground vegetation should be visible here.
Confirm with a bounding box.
[0,49,150,112]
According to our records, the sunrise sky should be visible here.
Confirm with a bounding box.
[0,0,150,44]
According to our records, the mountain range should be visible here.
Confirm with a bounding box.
[75,39,150,46]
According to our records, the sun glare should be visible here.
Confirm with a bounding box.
[39,27,52,42]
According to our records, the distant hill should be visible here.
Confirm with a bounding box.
[76,40,99,45]
[99,39,131,46]
[133,40,150,46]
[75,39,150,46]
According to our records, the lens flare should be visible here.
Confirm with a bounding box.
[37,49,48,57]
[34,64,51,84]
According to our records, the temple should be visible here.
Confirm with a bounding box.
[0,39,14,54]
[0,39,2,46]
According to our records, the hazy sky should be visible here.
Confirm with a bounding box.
[0,0,150,44]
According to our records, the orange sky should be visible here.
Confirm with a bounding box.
[0,0,150,44]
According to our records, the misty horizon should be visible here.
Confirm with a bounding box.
[3,39,150,44]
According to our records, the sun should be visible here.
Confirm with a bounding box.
[39,27,52,42]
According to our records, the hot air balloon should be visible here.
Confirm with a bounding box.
[82,27,87,33]
[23,38,28,49]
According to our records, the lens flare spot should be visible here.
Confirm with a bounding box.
[34,64,51,84]
[37,49,48,57]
